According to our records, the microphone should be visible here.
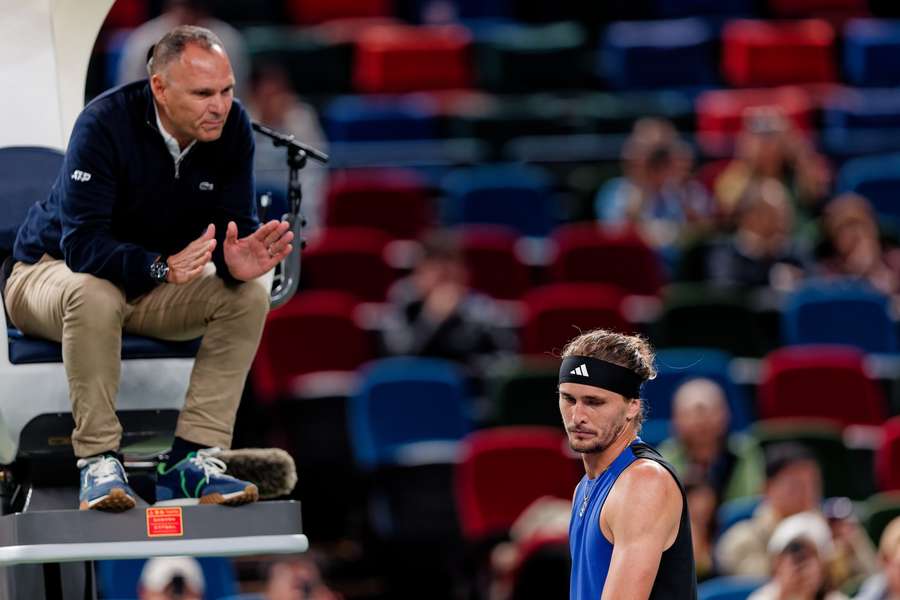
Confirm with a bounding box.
[251,121,329,164]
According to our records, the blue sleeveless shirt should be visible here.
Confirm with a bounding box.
[568,438,697,600]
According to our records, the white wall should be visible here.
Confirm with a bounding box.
[0,0,114,150]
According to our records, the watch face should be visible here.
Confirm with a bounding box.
[151,260,168,283]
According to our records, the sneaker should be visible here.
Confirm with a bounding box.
[77,454,137,511]
[155,448,259,506]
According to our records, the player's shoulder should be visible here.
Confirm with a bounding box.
[611,457,682,512]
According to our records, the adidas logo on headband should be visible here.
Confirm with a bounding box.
[570,364,590,377]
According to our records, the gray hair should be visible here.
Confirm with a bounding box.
[147,25,224,76]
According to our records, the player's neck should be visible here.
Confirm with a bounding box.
[582,423,636,479]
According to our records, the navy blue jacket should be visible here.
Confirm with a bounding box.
[13,80,258,300]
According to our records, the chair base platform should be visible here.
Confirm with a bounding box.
[0,500,307,565]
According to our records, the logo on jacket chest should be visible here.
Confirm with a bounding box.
[198,181,214,191]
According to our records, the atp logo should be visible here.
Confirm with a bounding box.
[70,170,92,182]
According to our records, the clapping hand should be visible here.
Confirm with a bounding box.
[223,220,294,282]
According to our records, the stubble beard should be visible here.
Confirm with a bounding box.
[568,415,628,455]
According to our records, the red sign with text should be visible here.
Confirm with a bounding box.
[146,507,184,537]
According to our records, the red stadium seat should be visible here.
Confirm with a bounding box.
[549,223,665,296]
[876,416,900,491]
[301,227,398,302]
[757,345,887,428]
[354,25,473,93]
[521,283,632,356]
[695,86,814,155]
[722,19,837,87]
[251,291,374,403]
[103,0,147,28]
[458,225,531,300]
[455,427,581,540]
[286,0,391,25]
[324,169,434,240]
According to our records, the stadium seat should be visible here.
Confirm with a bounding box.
[844,19,900,86]
[822,88,900,157]
[836,152,900,224]
[864,491,900,545]
[521,283,633,356]
[654,284,773,357]
[753,418,861,499]
[441,164,559,237]
[300,227,398,301]
[643,347,753,431]
[250,291,374,403]
[488,357,563,429]
[286,0,391,24]
[243,26,355,96]
[458,225,531,300]
[507,534,571,600]
[722,20,837,87]
[455,426,581,540]
[549,223,666,296]
[695,86,814,156]
[475,22,589,92]
[876,416,900,491]
[322,95,440,142]
[576,91,696,135]
[324,169,435,239]
[353,25,473,93]
[348,357,471,469]
[599,18,718,90]
[697,576,766,600]
[782,281,897,354]
[757,346,887,428]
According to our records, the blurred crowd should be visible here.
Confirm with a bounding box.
[83,0,900,598]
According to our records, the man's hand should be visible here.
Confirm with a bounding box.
[166,224,217,284]
[223,220,293,282]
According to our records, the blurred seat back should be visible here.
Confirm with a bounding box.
[455,426,580,540]
[348,357,470,469]
[521,283,632,356]
[876,415,900,491]
[301,227,397,301]
[844,19,900,87]
[458,225,531,300]
[697,576,766,600]
[782,281,897,354]
[757,346,886,428]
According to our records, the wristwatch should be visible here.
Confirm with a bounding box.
[149,257,169,284]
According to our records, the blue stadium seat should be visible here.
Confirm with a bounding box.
[836,152,900,224]
[323,95,439,142]
[844,19,900,87]
[599,18,718,90]
[782,281,897,354]
[698,575,766,600]
[642,348,753,440]
[716,495,762,537]
[440,163,558,237]
[348,357,472,469]
[823,88,900,157]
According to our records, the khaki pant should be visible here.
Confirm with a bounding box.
[3,256,270,457]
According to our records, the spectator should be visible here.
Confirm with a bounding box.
[748,511,849,600]
[706,177,810,290]
[855,515,900,600]
[117,0,250,95]
[684,475,721,583]
[715,106,831,221]
[658,378,764,502]
[818,193,900,299]
[595,118,715,251]
[138,556,204,600]
[715,443,822,577]
[247,63,328,231]
[265,555,342,600]
[381,231,517,368]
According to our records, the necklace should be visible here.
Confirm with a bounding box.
[579,478,594,518]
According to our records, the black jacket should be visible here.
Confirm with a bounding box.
[13,80,258,299]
